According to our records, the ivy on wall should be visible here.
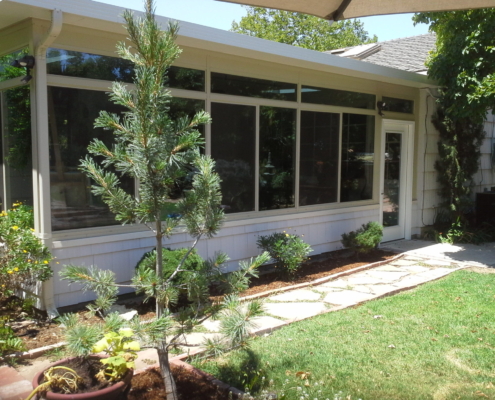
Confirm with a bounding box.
[414,9,495,221]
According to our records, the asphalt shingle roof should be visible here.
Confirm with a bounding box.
[361,33,436,73]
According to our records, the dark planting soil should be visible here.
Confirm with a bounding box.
[40,357,112,393]
[128,366,235,400]
[3,249,395,352]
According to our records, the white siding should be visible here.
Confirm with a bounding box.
[52,206,379,307]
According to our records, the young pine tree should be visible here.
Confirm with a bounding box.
[60,2,269,399]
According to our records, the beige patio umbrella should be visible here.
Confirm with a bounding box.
[216,0,495,21]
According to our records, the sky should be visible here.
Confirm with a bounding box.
[96,0,430,42]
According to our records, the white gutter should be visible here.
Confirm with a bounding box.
[32,8,62,317]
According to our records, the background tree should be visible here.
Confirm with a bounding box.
[414,10,495,224]
[231,6,377,51]
[61,1,269,399]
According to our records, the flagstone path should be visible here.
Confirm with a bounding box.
[0,250,473,399]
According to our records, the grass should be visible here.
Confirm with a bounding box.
[194,270,495,400]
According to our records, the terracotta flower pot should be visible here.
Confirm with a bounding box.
[32,356,133,400]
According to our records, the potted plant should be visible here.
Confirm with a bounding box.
[29,313,139,400]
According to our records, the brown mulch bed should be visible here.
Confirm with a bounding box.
[3,249,395,353]
[128,366,235,400]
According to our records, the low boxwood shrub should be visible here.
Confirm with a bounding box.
[341,221,383,254]
[136,247,203,286]
[256,232,312,277]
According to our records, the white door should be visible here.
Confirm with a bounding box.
[381,120,414,242]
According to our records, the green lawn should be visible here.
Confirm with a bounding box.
[194,270,495,400]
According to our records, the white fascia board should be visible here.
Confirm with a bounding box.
[1,0,437,88]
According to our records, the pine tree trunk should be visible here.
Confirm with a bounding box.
[155,217,178,400]
[158,339,178,400]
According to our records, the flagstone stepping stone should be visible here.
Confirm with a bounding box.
[313,286,345,293]
[263,302,327,321]
[251,315,286,332]
[323,289,375,306]
[389,259,421,266]
[350,285,374,294]
[269,289,322,302]
[202,319,221,332]
[369,283,400,296]
[393,275,432,288]
[345,275,383,285]
[424,260,454,267]
[415,267,453,279]
[399,265,431,273]
[180,332,219,351]
[365,270,410,281]
[374,265,407,272]
[320,279,351,288]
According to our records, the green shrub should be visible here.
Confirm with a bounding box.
[341,221,383,254]
[0,317,25,357]
[137,247,203,286]
[0,203,52,300]
[256,232,312,277]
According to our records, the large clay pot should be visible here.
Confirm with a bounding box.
[32,356,133,400]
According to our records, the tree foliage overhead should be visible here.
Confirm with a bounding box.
[231,6,377,51]
[414,9,495,123]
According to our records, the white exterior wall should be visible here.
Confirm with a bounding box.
[52,206,379,307]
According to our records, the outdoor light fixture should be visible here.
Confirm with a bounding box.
[377,101,386,117]
[10,55,35,83]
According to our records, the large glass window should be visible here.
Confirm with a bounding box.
[211,103,256,213]
[299,111,340,206]
[48,87,134,230]
[47,49,205,91]
[381,96,414,114]
[0,87,33,209]
[301,86,375,110]
[259,107,296,210]
[47,48,135,83]
[211,72,297,102]
[340,114,375,202]
[168,66,205,92]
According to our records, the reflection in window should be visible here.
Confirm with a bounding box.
[47,49,205,91]
[299,111,339,206]
[381,96,414,114]
[162,98,207,218]
[46,48,134,82]
[1,49,29,80]
[383,133,401,227]
[340,114,375,202]
[259,107,296,210]
[211,103,256,213]
[168,66,205,92]
[0,86,33,209]
[48,87,134,230]
[211,72,297,102]
[301,85,376,110]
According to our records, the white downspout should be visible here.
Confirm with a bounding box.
[32,9,63,318]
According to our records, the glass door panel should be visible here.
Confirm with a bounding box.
[383,132,402,227]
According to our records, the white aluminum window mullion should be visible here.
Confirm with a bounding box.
[295,81,302,210]
[255,105,260,212]
[205,56,211,156]
[337,112,343,203]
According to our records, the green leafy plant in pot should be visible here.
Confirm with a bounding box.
[29,313,138,400]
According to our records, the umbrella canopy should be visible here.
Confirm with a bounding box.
[216,0,494,21]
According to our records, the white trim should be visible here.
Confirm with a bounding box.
[380,119,415,241]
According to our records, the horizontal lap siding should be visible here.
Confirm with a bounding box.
[52,206,379,307]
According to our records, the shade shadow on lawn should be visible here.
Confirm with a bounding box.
[195,270,495,400]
